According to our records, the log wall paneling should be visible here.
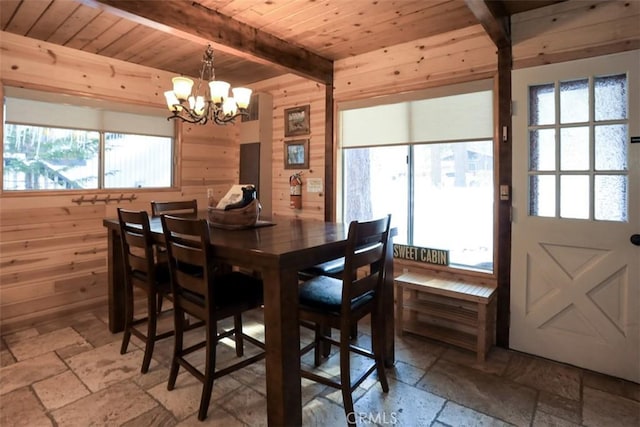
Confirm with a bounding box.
[0,31,167,106]
[0,32,240,331]
[511,0,640,68]
[250,74,326,221]
[333,24,497,102]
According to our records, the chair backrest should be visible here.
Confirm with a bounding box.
[342,214,392,307]
[160,215,213,319]
[117,208,157,288]
[151,200,198,218]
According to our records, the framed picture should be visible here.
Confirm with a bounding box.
[284,139,309,169]
[284,105,310,137]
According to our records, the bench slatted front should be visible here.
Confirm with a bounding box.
[395,272,497,362]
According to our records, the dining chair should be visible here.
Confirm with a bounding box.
[298,214,392,426]
[161,214,266,421]
[298,257,361,341]
[150,199,198,311]
[150,199,198,218]
[117,208,174,374]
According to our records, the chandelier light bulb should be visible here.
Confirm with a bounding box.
[209,81,230,104]
[164,91,181,112]
[172,77,194,101]
[194,96,206,116]
[222,97,237,116]
[232,87,252,109]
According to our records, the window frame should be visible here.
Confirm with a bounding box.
[1,85,178,194]
[336,79,497,277]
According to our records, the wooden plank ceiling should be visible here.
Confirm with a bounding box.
[0,0,562,86]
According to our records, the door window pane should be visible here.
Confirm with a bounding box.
[560,175,589,219]
[560,127,589,170]
[529,175,555,217]
[3,124,99,190]
[595,125,627,170]
[529,129,555,171]
[595,74,627,121]
[594,175,627,221]
[529,84,555,126]
[560,79,589,123]
[343,146,409,243]
[104,133,172,188]
[528,72,629,222]
[413,141,493,271]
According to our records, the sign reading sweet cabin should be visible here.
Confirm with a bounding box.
[393,244,449,266]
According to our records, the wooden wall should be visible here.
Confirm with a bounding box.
[334,24,497,102]
[511,0,640,69]
[1,0,637,331]
[0,32,239,331]
[251,75,326,221]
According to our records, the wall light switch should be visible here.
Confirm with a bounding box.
[500,185,510,201]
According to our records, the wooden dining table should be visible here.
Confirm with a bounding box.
[102,213,395,426]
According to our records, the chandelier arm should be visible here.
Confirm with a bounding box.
[167,107,207,125]
[212,110,249,125]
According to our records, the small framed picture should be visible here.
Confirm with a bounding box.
[284,139,309,169]
[284,105,310,137]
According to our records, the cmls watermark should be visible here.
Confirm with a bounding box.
[347,411,398,425]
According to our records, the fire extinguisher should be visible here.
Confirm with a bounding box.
[289,172,302,209]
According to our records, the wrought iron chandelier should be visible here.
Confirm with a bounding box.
[164,45,251,125]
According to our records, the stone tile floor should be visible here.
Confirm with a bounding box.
[1,306,638,426]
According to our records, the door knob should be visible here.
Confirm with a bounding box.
[631,234,640,246]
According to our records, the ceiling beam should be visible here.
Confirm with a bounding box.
[81,0,333,84]
[464,0,510,49]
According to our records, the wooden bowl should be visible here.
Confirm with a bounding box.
[208,199,260,229]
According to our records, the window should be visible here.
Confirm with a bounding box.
[528,74,629,221]
[2,87,174,191]
[339,81,494,272]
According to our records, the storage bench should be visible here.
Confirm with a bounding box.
[395,272,497,362]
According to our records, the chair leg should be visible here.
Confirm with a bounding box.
[320,322,331,358]
[349,323,358,340]
[233,314,244,357]
[167,308,184,391]
[120,282,134,355]
[313,323,322,367]
[340,329,355,427]
[157,292,163,314]
[198,322,217,421]
[141,292,158,374]
[371,309,389,393]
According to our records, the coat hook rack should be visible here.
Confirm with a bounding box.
[72,194,137,205]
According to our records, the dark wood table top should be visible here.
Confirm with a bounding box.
[103,213,350,272]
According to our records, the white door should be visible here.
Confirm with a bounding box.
[510,50,639,382]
